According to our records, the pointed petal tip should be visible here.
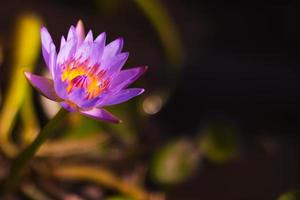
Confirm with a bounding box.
[24,71,32,82]
[139,65,148,74]
[76,20,85,45]
[102,112,122,124]
[24,71,36,82]
[95,32,106,43]
[101,32,107,39]
[76,19,84,27]
[40,26,47,33]
[139,88,145,95]
[111,118,122,124]
[109,66,148,90]
[117,37,124,43]
[68,25,76,37]
[24,71,30,77]
[24,71,34,83]
[70,25,76,30]
[100,32,107,38]
[116,37,124,49]
[79,108,121,124]
[84,30,94,41]
[137,65,148,80]
[40,26,51,35]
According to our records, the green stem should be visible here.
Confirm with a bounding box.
[3,108,68,193]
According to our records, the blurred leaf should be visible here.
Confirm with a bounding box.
[108,120,137,145]
[13,15,42,67]
[278,191,300,200]
[134,0,184,68]
[53,165,149,200]
[21,183,53,200]
[0,42,3,104]
[20,88,39,146]
[37,134,109,158]
[63,113,103,139]
[0,14,42,157]
[134,0,184,113]
[105,103,139,145]
[198,121,238,164]
[95,0,123,15]
[150,139,200,185]
[105,196,133,200]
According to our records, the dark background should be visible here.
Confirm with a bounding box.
[0,1,300,199]
[163,1,300,200]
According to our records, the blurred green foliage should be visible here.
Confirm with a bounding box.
[63,114,103,139]
[198,121,239,164]
[0,14,42,157]
[134,0,184,68]
[278,191,300,200]
[150,139,200,185]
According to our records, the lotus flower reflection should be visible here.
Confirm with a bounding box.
[25,21,147,123]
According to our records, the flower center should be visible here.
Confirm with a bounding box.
[61,59,110,99]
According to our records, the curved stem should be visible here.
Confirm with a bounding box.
[53,165,150,200]
[3,108,68,193]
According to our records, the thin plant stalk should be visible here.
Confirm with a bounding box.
[3,108,68,192]
[0,15,41,158]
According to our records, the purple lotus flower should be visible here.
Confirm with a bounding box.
[25,20,147,123]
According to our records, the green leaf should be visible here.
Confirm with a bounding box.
[150,139,200,185]
[134,0,184,68]
[0,14,42,157]
[63,113,103,139]
[278,191,300,200]
[198,120,238,164]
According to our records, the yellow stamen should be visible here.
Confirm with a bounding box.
[61,60,109,99]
